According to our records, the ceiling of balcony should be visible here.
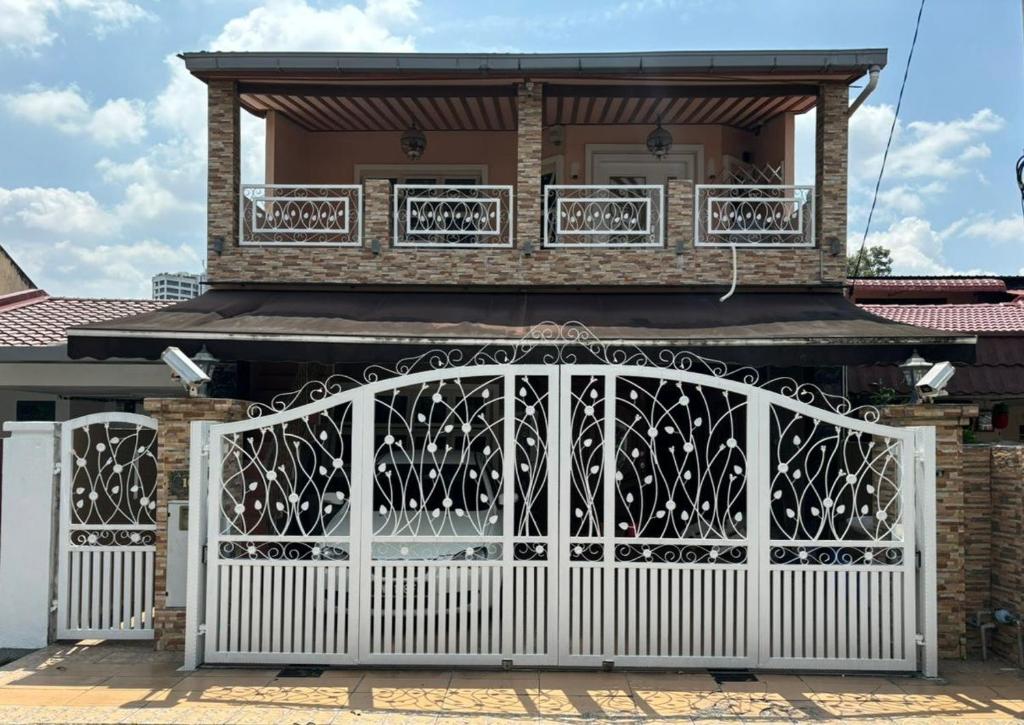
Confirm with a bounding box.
[238,82,817,133]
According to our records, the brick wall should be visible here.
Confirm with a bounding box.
[880,404,977,660]
[204,81,848,288]
[143,397,248,651]
[988,445,1024,660]
[963,445,992,656]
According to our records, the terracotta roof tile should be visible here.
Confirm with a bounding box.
[0,291,171,347]
[860,302,1024,333]
[851,277,1006,293]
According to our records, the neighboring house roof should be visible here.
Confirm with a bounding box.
[859,302,1024,334]
[0,289,170,348]
[851,302,1024,398]
[852,278,1007,294]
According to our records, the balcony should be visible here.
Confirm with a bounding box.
[206,68,854,287]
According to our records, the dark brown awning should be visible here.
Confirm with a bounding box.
[849,337,1024,398]
[67,289,976,366]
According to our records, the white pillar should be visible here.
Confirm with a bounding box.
[0,422,59,649]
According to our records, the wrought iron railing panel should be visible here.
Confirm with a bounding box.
[393,185,513,247]
[544,185,664,247]
[240,184,362,246]
[695,184,815,248]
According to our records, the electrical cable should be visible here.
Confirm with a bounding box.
[852,0,926,278]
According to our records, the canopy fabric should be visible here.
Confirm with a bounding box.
[67,289,975,366]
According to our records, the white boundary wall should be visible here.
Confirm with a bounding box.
[0,422,59,648]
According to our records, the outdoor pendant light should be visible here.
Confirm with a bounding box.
[899,350,930,404]
[646,120,673,159]
[400,124,427,160]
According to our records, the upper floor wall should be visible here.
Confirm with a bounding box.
[190,50,885,290]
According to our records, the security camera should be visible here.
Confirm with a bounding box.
[916,361,955,399]
[161,346,211,396]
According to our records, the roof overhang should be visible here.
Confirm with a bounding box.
[67,288,975,367]
[181,50,887,83]
[184,49,886,133]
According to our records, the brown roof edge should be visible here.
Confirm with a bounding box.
[179,49,886,85]
[0,288,47,312]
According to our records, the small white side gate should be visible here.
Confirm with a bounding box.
[56,413,159,639]
[189,327,935,671]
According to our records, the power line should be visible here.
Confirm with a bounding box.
[852,0,926,278]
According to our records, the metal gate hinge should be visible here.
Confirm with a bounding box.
[201,444,210,457]
[915,633,925,646]
[53,464,61,475]
[50,599,58,612]
[198,623,207,636]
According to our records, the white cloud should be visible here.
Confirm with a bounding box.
[12,238,201,298]
[0,0,424,297]
[0,0,151,52]
[875,186,926,216]
[213,0,416,53]
[850,105,1005,183]
[3,85,147,146]
[953,215,1024,244]
[0,186,118,235]
[852,217,954,275]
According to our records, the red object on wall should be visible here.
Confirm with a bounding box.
[994,403,1010,430]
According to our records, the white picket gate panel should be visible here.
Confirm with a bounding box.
[195,354,931,670]
[56,412,158,640]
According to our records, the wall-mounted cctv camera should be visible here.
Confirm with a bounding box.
[161,346,211,396]
[916,361,955,399]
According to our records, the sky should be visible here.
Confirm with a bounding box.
[0,0,1021,298]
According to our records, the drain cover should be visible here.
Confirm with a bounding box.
[709,669,757,683]
[277,666,324,678]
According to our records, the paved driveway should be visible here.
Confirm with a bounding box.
[1,641,1023,722]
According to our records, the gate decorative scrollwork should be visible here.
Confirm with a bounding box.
[197,322,925,671]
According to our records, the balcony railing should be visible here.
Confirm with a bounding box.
[393,185,514,248]
[695,184,814,248]
[240,184,362,246]
[544,185,664,248]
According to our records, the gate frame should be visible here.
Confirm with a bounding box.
[55,411,159,641]
[185,331,938,672]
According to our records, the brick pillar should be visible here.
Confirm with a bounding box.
[207,80,240,280]
[988,444,1024,660]
[364,178,391,249]
[144,397,249,651]
[515,82,543,248]
[815,83,848,284]
[880,403,977,659]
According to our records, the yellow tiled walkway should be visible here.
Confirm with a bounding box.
[2,641,1024,723]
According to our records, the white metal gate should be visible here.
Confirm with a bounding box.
[192,333,933,670]
[56,413,158,640]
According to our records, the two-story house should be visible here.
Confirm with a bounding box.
[62,50,974,672]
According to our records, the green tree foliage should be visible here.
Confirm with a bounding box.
[848,245,893,278]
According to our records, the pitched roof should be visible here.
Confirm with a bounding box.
[852,277,1007,293]
[0,290,170,348]
[860,302,1024,334]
